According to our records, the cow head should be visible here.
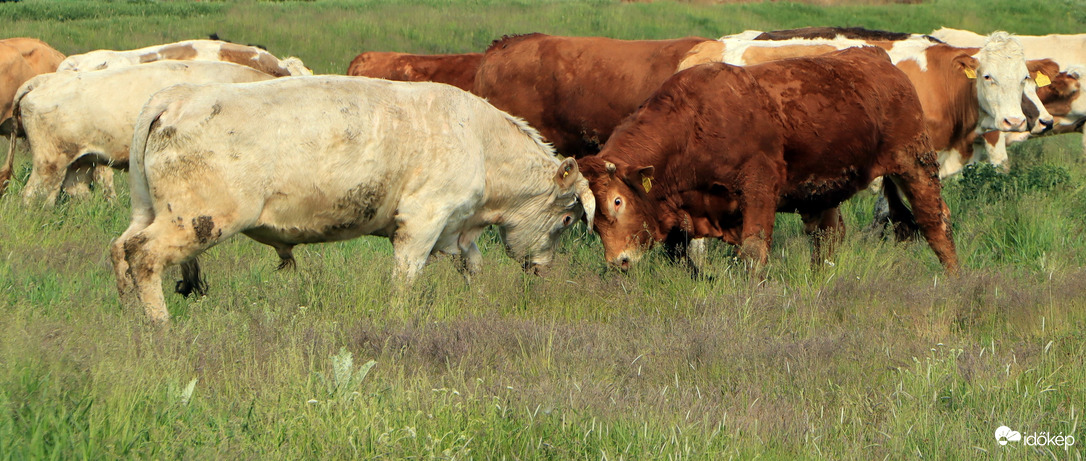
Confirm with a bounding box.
[970,32,1030,132]
[1038,67,1084,126]
[1023,59,1060,134]
[577,156,662,271]
[498,157,594,274]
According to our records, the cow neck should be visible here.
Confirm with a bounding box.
[478,117,567,226]
[934,45,982,143]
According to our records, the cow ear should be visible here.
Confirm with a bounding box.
[634,166,655,193]
[956,56,979,79]
[554,157,579,189]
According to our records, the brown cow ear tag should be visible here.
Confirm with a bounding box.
[1035,73,1052,87]
[963,68,977,79]
[642,176,652,193]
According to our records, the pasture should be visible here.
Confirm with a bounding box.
[1,0,1085,458]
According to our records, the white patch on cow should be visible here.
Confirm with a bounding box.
[884,38,933,70]
[937,148,967,179]
[719,30,764,40]
[719,36,868,66]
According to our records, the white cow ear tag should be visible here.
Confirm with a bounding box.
[963,68,977,79]
[642,176,652,193]
[1036,73,1052,87]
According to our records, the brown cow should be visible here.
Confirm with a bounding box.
[578,47,958,273]
[1,38,65,135]
[346,51,482,92]
[473,33,712,158]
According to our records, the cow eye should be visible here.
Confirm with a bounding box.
[614,197,622,208]
[983,74,992,81]
[562,215,573,227]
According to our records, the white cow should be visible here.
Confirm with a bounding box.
[57,39,311,76]
[932,27,1086,159]
[112,76,596,322]
[0,61,275,204]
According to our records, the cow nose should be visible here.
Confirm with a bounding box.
[613,255,631,271]
[1002,117,1027,131]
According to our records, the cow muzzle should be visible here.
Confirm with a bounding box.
[1001,116,1027,132]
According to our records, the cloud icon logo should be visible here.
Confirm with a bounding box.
[995,426,1022,445]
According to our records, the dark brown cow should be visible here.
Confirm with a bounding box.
[346,51,483,92]
[578,47,958,272]
[473,33,712,158]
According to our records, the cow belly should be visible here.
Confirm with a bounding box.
[248,184,399,244]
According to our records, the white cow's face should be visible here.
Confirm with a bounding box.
[972,32,1030,132]
[498,158,594,274]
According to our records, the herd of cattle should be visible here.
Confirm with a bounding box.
[0,26,1083,322]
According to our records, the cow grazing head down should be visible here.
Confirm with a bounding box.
[576,157,658,270]
[499,155,596,274]
[972,32,1031,132]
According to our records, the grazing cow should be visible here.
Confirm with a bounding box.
[473,33,712,157]
[0,38,64,132]
[56,39,311,76]
[0,61,275,204]
[680,31,1035,178]
[578,47,958,273]
[346,51,483,92]
[112,76,595,322]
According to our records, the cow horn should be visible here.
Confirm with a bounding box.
[605,161,617,176]
[576,177,596,231]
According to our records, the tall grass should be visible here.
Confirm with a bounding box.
[2,0,1086,458]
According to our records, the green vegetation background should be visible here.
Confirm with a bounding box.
[1,0,1085,458]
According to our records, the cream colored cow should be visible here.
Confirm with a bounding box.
[57,39,311,76]
[0,61,275,204]
[112,76,596,322]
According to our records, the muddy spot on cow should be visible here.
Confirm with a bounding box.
[324,184,386,233]
[210,103,222,118]
[193,216,216,244]
[157,126,177,139]
[123,234,148,261]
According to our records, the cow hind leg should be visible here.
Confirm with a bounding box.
[112,212,155,296]
[801,208,845,267]
[22,153,70,206]
[122,220,207,322]
[885,171,959,273]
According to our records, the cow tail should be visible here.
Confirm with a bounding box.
[0,83,31,197]
[129,95,173,220]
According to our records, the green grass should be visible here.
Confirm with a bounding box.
[3,0,1086,458]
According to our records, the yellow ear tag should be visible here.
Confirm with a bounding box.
[1035,73,1051,87]
[642,176,652,193]
[963,68,977,79]
[563,170,569,178]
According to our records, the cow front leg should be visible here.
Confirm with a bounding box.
[801,208,845,267]
[95,165,117,201]
[390,212,454,292]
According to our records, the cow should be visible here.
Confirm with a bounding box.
[933,27,1086,158]
[577,47,958,273]
[111,76,595,322]
[0,38,65,132]
[56,39,311,76]
[0,61,276,204]
[346,51,482,92]
[680,31,1036,178]
[473,33,712,158]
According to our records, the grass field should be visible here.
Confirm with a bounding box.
[2,0,1086,458]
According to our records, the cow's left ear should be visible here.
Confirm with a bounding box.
[956,55,979,79]
[555,157,579,189]
[633,166,655,193]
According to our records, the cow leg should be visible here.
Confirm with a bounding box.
[879,178,920,241]
[22,153,70,206]
[61,165,94,198]
[454,229,485,281]
[736,163,781,271]
[662,235,709,279]
[95,165,117,201]
[390,211,455,291]
[886,172,959,273]
[801,208,845,267]
[121,220,206,322]
[111,211,154,296]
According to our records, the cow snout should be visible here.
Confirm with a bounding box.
[612,255,631,271]
[1035,117,1054,134]
[1001,116,1027,132]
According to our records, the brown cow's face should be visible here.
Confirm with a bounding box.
[1038,69,1083,125]
[578,157,660,271]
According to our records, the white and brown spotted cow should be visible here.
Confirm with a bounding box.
[57,39,311,76]
[112,76,596,322]
[0,61,275,204]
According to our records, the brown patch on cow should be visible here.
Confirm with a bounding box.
[123,234,148,262]
[219,43,289,77]
[193,216,216,244]
[741,45,836,65]
[138,53,157,64]
[1037,72,1080,117]
[160,44,198,61]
